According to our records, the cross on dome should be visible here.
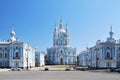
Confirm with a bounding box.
[10,25,16,42]
[109,24,114,38]
[59,17,65,32]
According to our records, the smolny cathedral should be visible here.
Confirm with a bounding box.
[47,19,76,65]
[2,18,120,69]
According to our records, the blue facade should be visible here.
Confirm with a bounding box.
[79,26,120,68]
[0,43,10,67]
[47,19,76,65]
[0,27,35,68]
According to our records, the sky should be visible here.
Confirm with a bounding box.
[1,0,120,54]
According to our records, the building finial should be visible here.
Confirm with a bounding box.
[66,24,69,32]
[66,24,68,27]
[110,24,112,32]
[60,16,62,23]
[86,44,89,50]
[12,24,14,31]
[109,24,114,38]
[55,24,56,26]
[59,17,64,31]
[54,24,57,32]
[10,25,16,42]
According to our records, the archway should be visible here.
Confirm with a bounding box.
[60,58,63,65]
[15,52,18,58]
[107,52,110,59]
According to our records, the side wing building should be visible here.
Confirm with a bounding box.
[79,26,120,69]
[0,27,35,69]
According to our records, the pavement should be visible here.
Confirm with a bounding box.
[0,70,120,80]
[0,68,10,72]
[29,67,44,71]
[0,67,67,72]
[0,67,120,80]
[30,67,67,71]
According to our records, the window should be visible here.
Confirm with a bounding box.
[68,59,70,64]
[73,59,75,63]
[4,62,7,66]
[97,58,99,60]
[5,53,7,58]
[107,52,110,59]
[5,47,7,50]
[107,47,109,49]
[119,53,120,58]
[15,52,18,58]
[16,62,19,67]
[0,53,2,58]
[16,47,18,49]
[68,52,70,56]
[0,62,2,66]
[107,63,110,67]
[0,47,2,51]
[119,47,120,52]
[65,53,67,56]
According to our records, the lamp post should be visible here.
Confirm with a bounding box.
[27,57,28,70]
[26,49,30,70]
[22,61,23,69]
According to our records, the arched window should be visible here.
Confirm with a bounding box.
[107,52,110,59]
[15,52,18,58]
[5,47,7,50]
[5,53,7,58]
[16,47,18,49]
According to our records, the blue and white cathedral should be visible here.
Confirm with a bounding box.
[0,27,35,69]
[47,19,76,65]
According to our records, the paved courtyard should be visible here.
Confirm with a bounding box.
[0,71,120,80]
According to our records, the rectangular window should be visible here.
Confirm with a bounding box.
[0,53,2,58]
[5,53,7,58]
[0,47,2,51]
[119,53,120,58]
[0,62,2,66]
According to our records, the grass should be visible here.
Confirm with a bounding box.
[50,65,71,68]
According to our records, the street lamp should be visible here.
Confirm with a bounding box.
[27,57,28,70]
[22,62,23,69]
[26,49,30,70]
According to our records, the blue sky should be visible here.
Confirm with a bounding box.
[0,0,120,54]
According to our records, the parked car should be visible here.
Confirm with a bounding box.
[75,67,87,71]
[44,68,49,71]
[110,68,116,72]
[66,68,71,71]
[114,69,120,73]
[11,68,22,71]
